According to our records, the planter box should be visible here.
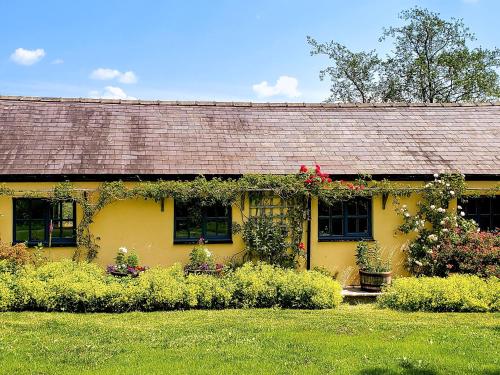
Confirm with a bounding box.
[359,270,392,292]
[184,269,223,276]
[109,270,139,278]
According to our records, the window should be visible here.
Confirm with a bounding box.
[174,201,232,243]
[13,198,77,246]
[461,196,499,232]
[318,197,372,240]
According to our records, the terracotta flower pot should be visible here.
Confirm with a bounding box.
[359,269,392,292]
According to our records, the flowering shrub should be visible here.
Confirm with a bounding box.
[0,260,342,312]
[435,230,499,277]
[107,247,147,277]
[378,274,499,312]
[396,173,488,276]
[0,241,45,271]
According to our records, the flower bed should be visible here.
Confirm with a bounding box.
[0,260,342,312]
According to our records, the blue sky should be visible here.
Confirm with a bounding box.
[1,0,498,102]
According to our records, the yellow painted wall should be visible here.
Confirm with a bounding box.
[0,180,498,285]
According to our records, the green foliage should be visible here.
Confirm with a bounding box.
[308,6,500,103]
[0,261,342,312]
[230,262,342,309]
[378,274,500,312]
[186,243,216,271]
[238,216,298,268]
[355,241,391,273]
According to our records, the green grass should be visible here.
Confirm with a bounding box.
[0,305,498,375]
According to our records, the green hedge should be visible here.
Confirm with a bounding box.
[378,274,500,312]
[0,260,342,312]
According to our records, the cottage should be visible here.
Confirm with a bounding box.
[0,96,499,281]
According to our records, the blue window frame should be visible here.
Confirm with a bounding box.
[318,197,372,241]
[13,198,77,246]
[174,201,232,244]
[461,196,499,232]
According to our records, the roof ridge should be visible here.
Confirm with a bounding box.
[1,95,500,108]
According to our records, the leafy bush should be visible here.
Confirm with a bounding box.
[0,261,342,312]
[378,274,499,312]
[230,262,342,309]
[435,230,499,277]
[0,241,44,271]
[355,241,391,272]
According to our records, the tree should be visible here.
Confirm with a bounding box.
[308,7,500,103]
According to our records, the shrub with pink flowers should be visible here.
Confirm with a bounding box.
[398,173,499,277]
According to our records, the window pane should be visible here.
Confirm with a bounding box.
[318,203,330,216]
[478,215,490,231]
[358,218,368,233]
[15,200,31,220]
[51,203,61,220]
[30,220,45,241]
[347,218,357,233]
[346,200,357,215]
[492,215,500,230]
[189,226,202,240]
[358,199,368,215]
[492,197,500,212]
[477,198,491,215]
[332,218,343,236]
[331,203,342,216]
[60,227,75,239]
[205,220,218,238]
[217,221,228,237]
[175,220,190,238]
[174,202,189,217]
[31,200,45,219]
[15,220,30,242]
[318,218,330,237]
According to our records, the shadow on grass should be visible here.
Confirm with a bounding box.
[358,360,438,375]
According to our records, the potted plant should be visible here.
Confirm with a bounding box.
[184,238,225,275]
[355,241,392,292]
[107,247,148,277]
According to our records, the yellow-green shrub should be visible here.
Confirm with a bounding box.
[378,274,499,312]
[0,260,343,312]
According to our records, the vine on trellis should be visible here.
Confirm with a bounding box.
[0,166,498,263]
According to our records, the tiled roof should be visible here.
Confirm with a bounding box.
[0,96,499,177]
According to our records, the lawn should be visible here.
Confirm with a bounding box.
[0,305,498,375]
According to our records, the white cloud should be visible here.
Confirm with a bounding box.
[90,68,137,84]
[51,58,64,65]
[90,86,136,100]
[10,48,46,65]
[252,75,301,98]
[118,71,137,84]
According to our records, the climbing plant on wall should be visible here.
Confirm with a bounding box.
[0,167,498,265]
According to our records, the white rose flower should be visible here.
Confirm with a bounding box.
[119,247,128,254]
[433,173,439,178]
[440,220,445,225]
[404,213,410,217]
[446,183,450,187]
[415,260,423,267]
[457,205,462,210]
[460,211,465,217]
[430,205,435,210]
[442,228,448,233]
[449,191,455,196]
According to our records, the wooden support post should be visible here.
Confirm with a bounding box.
[160,197,165,212]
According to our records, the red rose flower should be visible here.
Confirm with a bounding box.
[300,165,308,173]
[298,242,305,250]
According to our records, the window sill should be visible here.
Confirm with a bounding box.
[13,241,77,248]
[318,237,374,243]
[173,239,233,245]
